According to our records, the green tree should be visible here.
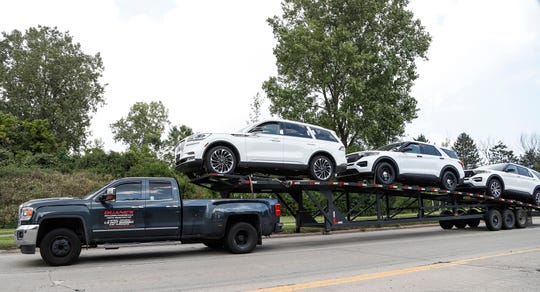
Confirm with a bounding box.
[413,134,429,143]
[452,133,481,169]
[263,0,431,148]
[487,141,517,164]
[519,134,540,170]
[110,101,169,152]
[161,124,193,163]
[0,26,105,151]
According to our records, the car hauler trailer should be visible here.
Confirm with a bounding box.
[191,174,540,233]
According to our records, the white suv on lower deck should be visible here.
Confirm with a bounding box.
[337,141,465,190]
[174,119,347,181]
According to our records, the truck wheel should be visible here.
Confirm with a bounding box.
[375,162,396,185]
[39,228,81,266]
[225,222,257,254]
[205,146,236,174]
[484,209,502,231]
[441,171,457,191]
[501,209,515,230]
[486,178,503,199]
[514,209,528,228]
[309,155,334,181]
[439,210,454,230]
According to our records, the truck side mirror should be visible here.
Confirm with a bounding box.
[100,188,117,202]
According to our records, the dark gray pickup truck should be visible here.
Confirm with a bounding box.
[14,177,282,266]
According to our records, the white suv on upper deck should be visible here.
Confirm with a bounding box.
[174,119,347,181]
[337,141,465,190]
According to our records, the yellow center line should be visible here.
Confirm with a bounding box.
[245,247,540,292]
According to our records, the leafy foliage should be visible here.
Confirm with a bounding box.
[486,141,517,164]
[0,26,105,151]
[263,0,431,148]
[111,101,169,153]
[453,133,481,169]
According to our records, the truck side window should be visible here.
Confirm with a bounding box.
[149,181,173,200]
[115,182,143,201]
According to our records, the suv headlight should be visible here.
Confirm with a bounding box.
[19,206,34,221]
[187,133,211,142]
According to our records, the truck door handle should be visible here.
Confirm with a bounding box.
[130,206,144,209]
[166,205,179,208]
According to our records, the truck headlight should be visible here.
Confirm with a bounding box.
[19,207,34,221]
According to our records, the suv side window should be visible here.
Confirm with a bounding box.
[504,164,518,174]
[149,181,173,200]
[517,166,532,177]
[420,144,442,156]
[283,122,311,138]
[311,128,338,142]
[254,122,280,135]
[115,182,143,201]
[403,143,421,154]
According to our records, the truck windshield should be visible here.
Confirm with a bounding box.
[83,185,108,200]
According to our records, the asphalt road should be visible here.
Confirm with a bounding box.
[2,223,540,292]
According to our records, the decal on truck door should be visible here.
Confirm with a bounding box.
[103,210,135,229]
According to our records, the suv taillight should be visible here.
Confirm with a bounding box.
[274,203,281,217]
[458,160,465,169]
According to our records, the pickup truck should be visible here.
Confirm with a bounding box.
[14,177,282,266]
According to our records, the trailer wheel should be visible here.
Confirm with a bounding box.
[454,210,467,229]
[441,170,458,191]
[486,178,503,199]
[225,222,258,254]
[309,155,334,181]
[484,209,502,231]
[501,209,515,230]
[375,162,396,185]
[205,145,237,175]
[514,209,527,228]
[439,210,454,230]
[466,209,481,228]
[39,228,81,266]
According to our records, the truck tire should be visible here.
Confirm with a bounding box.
[514,209,528,228]
[484,209,502,231]
[225,222,258,254]
[501,209,515,230]
[39,228,81,266]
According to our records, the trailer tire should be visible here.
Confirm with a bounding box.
[375,162,396,185]
[501,209,515,230]
[39,228,81,266]
[439,210,454,230]
[484,209,502,231]
[225,222,258,254]
[466,209,481,228]
[454,210,467,229]
[514,209,527,228]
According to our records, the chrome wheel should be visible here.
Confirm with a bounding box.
[487,179,502,199]
[207,146,236,174]
[311,156,333,181]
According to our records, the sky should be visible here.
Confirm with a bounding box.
[0,0,539,155]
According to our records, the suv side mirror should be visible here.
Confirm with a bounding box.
[401,147,412,153]
[100,188,117,202]
[250,126,263,133]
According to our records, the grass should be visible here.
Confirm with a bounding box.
[0,228,15,250]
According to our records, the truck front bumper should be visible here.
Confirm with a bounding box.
[14,224,39,254]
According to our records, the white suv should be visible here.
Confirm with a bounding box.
[174,119,347,181]
[462,163,540,205]
[337,141,465,190]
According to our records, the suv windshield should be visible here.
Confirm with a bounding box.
[377,142,404,151]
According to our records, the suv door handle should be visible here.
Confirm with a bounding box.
[417,155,423,158]
[439,157,444,160]
[271,139,280,142]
